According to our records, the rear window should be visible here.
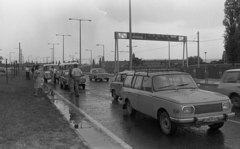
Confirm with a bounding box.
[223,71,240,83]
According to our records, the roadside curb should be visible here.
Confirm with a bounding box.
[42,83,94,149]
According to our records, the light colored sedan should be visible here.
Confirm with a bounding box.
[89,68,110,82]
[217,69,240,108]
[120,71,235,135]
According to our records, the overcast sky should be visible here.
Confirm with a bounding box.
[0,0,226,63]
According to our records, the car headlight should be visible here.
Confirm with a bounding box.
[182,106,195,114]
[222,101,231,110]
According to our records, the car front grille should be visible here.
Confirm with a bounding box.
[194,103,222,114]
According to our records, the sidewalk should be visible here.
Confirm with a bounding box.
[0,72,90,149]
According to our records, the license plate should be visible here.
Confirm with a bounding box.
[203,117,218,122]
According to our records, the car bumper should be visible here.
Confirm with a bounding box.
[170,112,235,124]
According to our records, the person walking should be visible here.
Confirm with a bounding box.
[50,66,54,84]
[25,65,30,80]
[53,66,57,84]
[72,64,82,96]
[68,65,74,93]
[31,65,35,80]
[33,64,42,97]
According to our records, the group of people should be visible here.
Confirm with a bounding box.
[25,64,42,97]
[25,63,83,97]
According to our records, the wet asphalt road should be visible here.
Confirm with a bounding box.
[51,76,240,149]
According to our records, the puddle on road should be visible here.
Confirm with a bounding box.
[46,91,127,149]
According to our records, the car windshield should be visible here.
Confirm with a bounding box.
[92,69,106,73]
[153,74,196,91]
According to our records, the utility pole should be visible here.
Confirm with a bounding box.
[197,31,200,68]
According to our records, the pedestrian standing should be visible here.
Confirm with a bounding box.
[33,64,42,97]
[68,65,74,93]
[53,66,57,84]
[25,65,30,80]
[72,64,83,96]
[31,65,35,80]
[50,66,54,84]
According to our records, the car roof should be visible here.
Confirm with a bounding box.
[43,64,58,67]
[126,71,188,77]
[225,69,240,72]
[117,70,134,74]
[59,62,78,66]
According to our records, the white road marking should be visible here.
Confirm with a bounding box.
[228,119,240,125]
[54,91,133,149]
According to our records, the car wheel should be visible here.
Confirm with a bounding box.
[82,84,85,90]
[90,78,92,81]
[208,122,224,130]
[44,78,47,83]
[126,100,136,116]
[159,111,177,135]
[95,78,97,82]
[106,78,109,82]
[230,94,240,108]
[60,83,63,88]
[112,90,119,100]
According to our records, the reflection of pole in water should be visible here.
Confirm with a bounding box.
[69,97,81,128]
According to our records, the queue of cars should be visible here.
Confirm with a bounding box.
[110,69,235,136]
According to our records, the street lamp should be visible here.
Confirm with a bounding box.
[86,49,92,68]
[9,52,15,63]
[48,43,59,63]
[69,18,91,65]
[56,34,71,63]
[204,52,207,70]
[96,44,104,61]
[129,0,132,70]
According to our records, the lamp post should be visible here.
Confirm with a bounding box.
[69,18,91,66]
[48,43,59,63]
[204,52,207,70]
[86,49,92,68]
[96,44,104,62]
[9,52,15,63]
[56,34,71,63]
[129,0,132,70]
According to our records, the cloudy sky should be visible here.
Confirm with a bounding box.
[0,0,226,64]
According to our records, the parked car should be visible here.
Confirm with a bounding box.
[120,70,235,135]
[217,69,240,108]
[89,68,110,82]
[43,64,59,83]
[110,70,134,100]
[59,63,86,90]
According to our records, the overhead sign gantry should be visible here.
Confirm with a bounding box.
[114,32,188,72]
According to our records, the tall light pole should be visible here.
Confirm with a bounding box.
[56,34,71,63]
[9,52,15,63]
[129,0,132,70]
[86,49,92,68]
[96,44,104,61]
[204,52,207,70]
[69,18,91,66]
[48,43,59,63]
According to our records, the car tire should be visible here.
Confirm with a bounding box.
[60,83,63,88]
[82,84,85,90]
[126,100,136,116]
[230,94,240,108]
[159,111,177,136]
[44,78,47,83]
[112,90,119,100]
[90,78,92,81]
[208,122,224,130]
[106,78,109,82]
[95,78,97,82]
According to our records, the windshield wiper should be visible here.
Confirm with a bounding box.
[158,85,172,89]
[177,83,189,87]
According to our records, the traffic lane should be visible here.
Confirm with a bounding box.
[199,85,240,121]
[53,81,240,149]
